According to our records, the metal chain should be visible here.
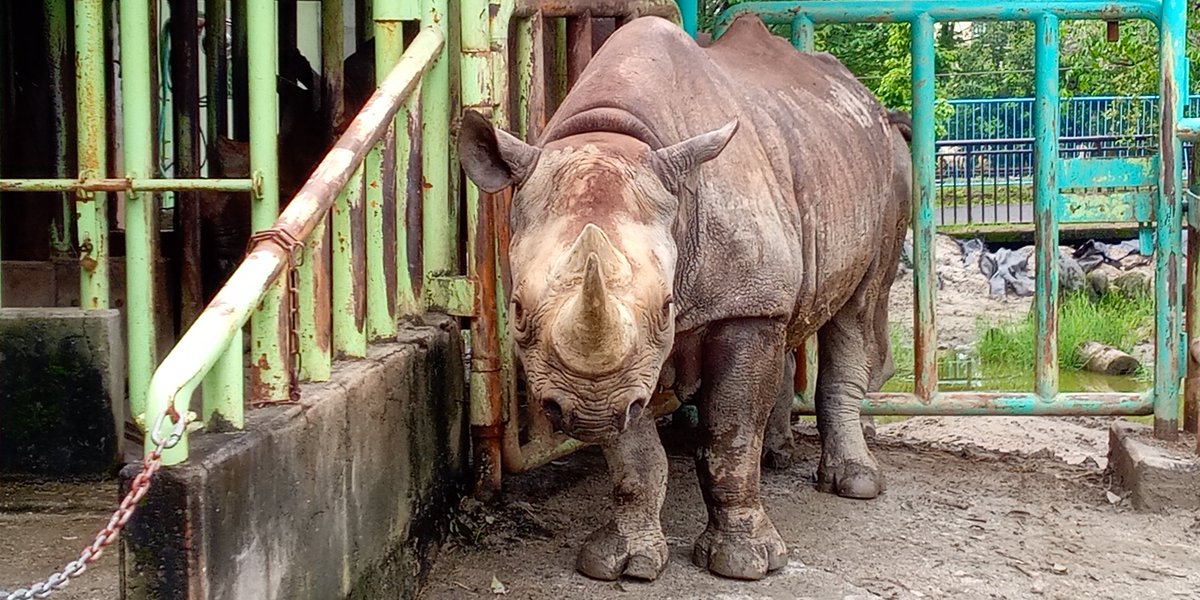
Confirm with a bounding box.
[287,261,302,403]
[0,407,188,600]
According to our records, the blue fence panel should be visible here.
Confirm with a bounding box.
[936,94,1200,226]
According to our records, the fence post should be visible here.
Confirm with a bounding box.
[75,0,110,309]
[1155,0,1187,439]
[910,14,938,401]
[422,0,453,278]
[120,0,159,423]
[1033,14,1061,401]
[247,0,290,402]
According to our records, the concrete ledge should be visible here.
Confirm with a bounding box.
[0,308,125,476]
[119,315,468,600]
[1107,421,1200,513]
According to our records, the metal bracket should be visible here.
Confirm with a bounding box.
[424,275,476,316]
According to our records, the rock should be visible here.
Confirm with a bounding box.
[1107,421,1200,513]
[1076,341,1141,375]
[1112,271,1152,298]
[1086,271,1109,299]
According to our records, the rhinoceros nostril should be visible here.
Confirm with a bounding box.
[618,395,650,433]
[542,398,565,431]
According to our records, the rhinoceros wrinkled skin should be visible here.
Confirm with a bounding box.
[458,14,912,583]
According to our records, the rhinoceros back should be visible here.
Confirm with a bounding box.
[542,14,908,335]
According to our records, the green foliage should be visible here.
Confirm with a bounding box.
[697,1,1199,102]
[975,290,1153,374]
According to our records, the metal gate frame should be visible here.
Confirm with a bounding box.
[711,0,1197,443]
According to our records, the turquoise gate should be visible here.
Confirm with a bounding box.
[707,0,1195,441]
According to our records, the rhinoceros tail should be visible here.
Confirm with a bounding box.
[887,110,913,144]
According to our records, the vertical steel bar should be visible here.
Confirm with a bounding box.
[333,167,368,357]
[790,15,813,51]
[566,14,592,89]
[202,330,244,428]
[1156,0,1187,439]
[76,0,110,309]
[204,0,228,152]
[298,216,332,381]
[170,0,203,329]
[677,0,698,37]
[47,0,73,262]
[461,0,501,498]
[321,0,345,130]
[231,0,249,140]
[1033,14,1060,400]
[247,0,289,402]
[121,0,159,423]
[911,14,938,400]
[365,3,401,339]
[515,17,534,140]
[422,0,453,277]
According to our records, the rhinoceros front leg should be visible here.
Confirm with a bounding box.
[815,308,885,499]
[576,410,670,581]
[692,319,788,580]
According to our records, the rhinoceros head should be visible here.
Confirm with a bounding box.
[458,109,736,442]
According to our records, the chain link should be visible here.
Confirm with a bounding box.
[0,406,187,600]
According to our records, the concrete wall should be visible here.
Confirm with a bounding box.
[0,308,125,476]
[120,315,469,600]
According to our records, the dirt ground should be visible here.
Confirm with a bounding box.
[421,417,1200,600]
[0,480,121,599]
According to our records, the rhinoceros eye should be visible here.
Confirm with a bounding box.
[661,296,673,317]
[511,297,531,342]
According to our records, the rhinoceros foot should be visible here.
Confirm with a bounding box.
[817,449,885,499]
[691,509,787,580]
[576,521,669,581]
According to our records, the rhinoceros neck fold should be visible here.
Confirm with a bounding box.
[542,106,665,150]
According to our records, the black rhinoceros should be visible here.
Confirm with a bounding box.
[458,13,912,582]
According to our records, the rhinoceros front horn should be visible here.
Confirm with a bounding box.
[551,246,635,375]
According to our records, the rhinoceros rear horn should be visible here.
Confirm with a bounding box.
[458,109,541,193]
[651,119,739,194]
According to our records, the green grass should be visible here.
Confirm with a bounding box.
[975,290,1154,377]
[936,183,1034,208]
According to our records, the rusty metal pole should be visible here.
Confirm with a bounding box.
[170,0,203,330]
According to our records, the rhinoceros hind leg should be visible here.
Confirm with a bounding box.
[762,351,797,470]
[814,307,885,500]
[692,319,788,580]
[576,411,669,581]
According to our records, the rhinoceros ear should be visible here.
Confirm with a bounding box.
[651,119,739,194]
[458,109,541,193]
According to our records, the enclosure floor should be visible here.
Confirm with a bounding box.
[0,480,120,600]
[421,418,1200,600]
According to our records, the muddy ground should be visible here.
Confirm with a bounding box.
[421,417,1200,600]
[0,480,121,599]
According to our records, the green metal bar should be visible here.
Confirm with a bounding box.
[791,391,1152,416]
[121,0,159,425]
[75,0,109,310]
[380,15,418,318]
[910,14,938,400]
[366,4,401,339]
[297,217,331,381]
[553,18,567,102]
[144,27,445,463]
[422,0,453,278]
[202,330,244,429]
[333,167,368,358]
[789,15,814,50]
[1156,0,1187,439]
[247,0,288,402]
[515,17,534,140]
[0,178,256,193]
[1033,14,1060,400]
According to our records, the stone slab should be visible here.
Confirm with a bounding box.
[119,315,468,600]
[1107,421,1200,512]
[0,308,125,476]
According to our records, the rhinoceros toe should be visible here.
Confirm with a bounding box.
[817,451,885,499]
[576,522,669,582]
[691,518,788,580]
